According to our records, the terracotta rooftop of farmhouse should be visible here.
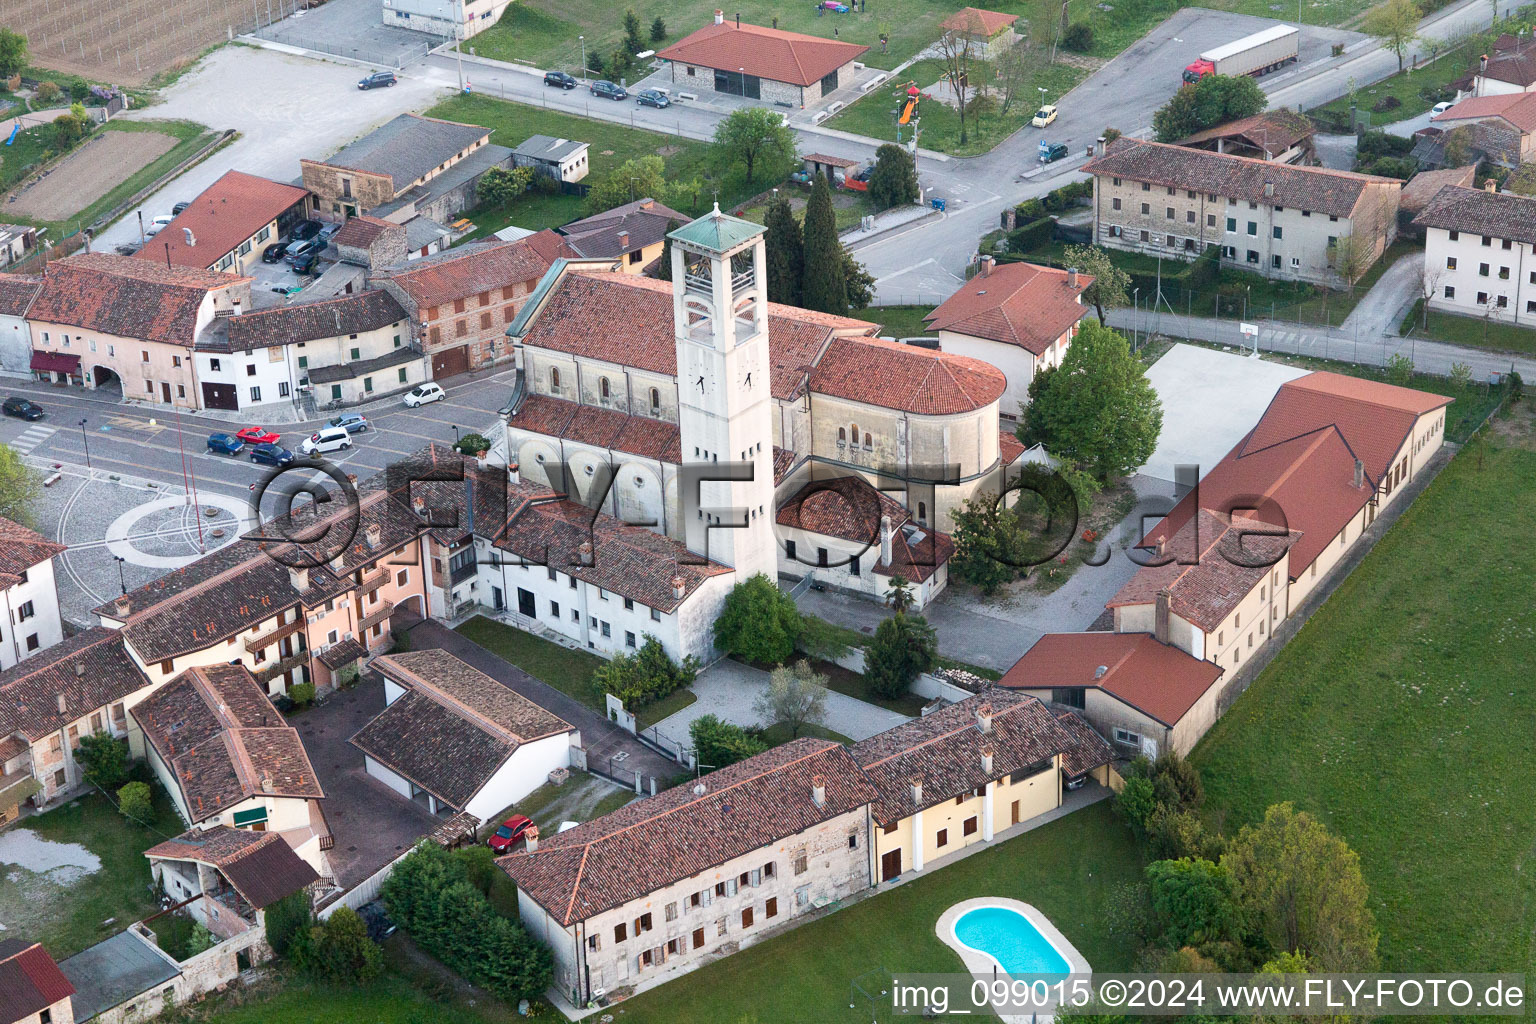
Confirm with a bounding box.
[218,289,406,350]
[146,826,319,909]
[559,198,689,260]
[656,20,869,87]
[0,273,42,317]
[1176,109,1316,158]
[0,516,64,589]
[1413,184,1536,246]
[1000,632,1225,727]
[924,260,1092,355]
[28,252,245,347]
[372,233,567,308]
[139,170,308,269]
[940,7,1020,35]
[1397,166,1477,215]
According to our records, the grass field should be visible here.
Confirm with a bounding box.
[1309,41,1481,127]
[735,184,873,233]
[0,124,60,192]
[851,304,934,338]
[1402,304,1536,358]
[1193,399,1535,980]
[454,614,605,708]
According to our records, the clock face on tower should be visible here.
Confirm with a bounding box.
[735,349,759,393]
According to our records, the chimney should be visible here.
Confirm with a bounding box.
[617,230,630,251]
[1263,182,1275,198]
[261,772,274,794]
[578,540,594,566]
[411,495,427,518]
[1095,135,1106,156]
[879,515,894,566]
[714,8,724,23]
[231,298,242,316]
[114,597,130,617]
[508,462,521,485]
[735,11,740,28]
[672,575,686,600]
[1067,266,1079,289]
[1154,588,1171,643]
[58,693,67,714]
[289,566,309,593]
[1485,178,1499,193]
[1094,664,1109,679]
[524,825,540,852]
[74,662,85,677]
[979,254,994,277]
[910,776,923,804]
[182,227,196,247]
[976,703,993,733]
[1353,457,1364,488]
[330,551,346,572]
[980,746,994,776]
[364,523,382,550]
[811,774,826,807]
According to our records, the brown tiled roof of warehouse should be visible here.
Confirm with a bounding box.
[1083,138,1399,219]
[500,738,878,924]
[1175,109,1315,157]
[0,628,151,741]
[375,650,571,742]
[0,939,74,1023]
[0,273,41,317]
[812,335,1006,414]
[940,7,1019,35]
[924,261,1091,355]
[28,252,244,346]
[657,20,868,87]
[310,113,490,193]
[220,290,407,349]
[852,691,1107,823]
[1398,166,1476,214]
[0,516,65,588]
[1413,184,1536,245]
[1000,632,1224,727]
[1431,91,1536,131]
[145,826,318,908]
[372,232,567,308]
[130,664,322,821]
[332,214,395,249]
[137,170,308,269]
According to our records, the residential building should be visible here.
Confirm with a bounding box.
[0,938,74,1024]
[0,517,66,670]
[557,198,689,274]
[1415,183,1536,323]
[1175,109,1317,164]
[924,256,1092,420]
[128,664,329,872]
[1428,92,1536,168]
[134,171,310,274]
[656,13,868,108]
[198,289,418,410]
[0,273,41,379]
[372,232,567,377]
[26,252,250,405]
[380,0,509,39]
[352,649,576,820]
[57,930,180,1024]
[1472,34,1536,96]
[0,224,40,269]
[1398,165,1477,219]
[510,135,590,183]
[939,8,1020,60]
[1081,138,1402,287]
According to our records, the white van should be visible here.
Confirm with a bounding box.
[299,425,352,457]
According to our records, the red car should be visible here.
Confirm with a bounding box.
[488,814,534,853]
[235,426,281,445]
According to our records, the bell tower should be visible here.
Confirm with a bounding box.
[669,206,777,582]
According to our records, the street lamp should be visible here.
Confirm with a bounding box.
[452,425,461,449]
[113,555,127,596]
[1038,86,1047,110]
[1132,287,1140,348]
[579,35,586,81]
[78,418,91,470]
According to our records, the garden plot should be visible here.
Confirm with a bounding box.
[6,128,177,221]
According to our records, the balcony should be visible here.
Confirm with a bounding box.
[245,616,304,653]
[255,650,308,685]
[358,598,395,632]
[449,560,478,586]
[358,568,389,597]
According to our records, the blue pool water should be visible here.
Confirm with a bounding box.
[952,906,1070,974]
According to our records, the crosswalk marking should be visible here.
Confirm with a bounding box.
[9,426,55,454]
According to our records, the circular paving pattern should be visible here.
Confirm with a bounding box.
[104,493,258,569]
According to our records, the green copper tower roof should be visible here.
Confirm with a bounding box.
[668,204,765,253]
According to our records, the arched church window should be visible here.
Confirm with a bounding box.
[838,427,846,443]
[918,501,927,522]
[600,377,611,398]
[863,432,872,449]
[550,368,560,391]
[650,387,660,409]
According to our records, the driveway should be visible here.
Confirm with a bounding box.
[1342,249,1424,336]
[648,659,910,750]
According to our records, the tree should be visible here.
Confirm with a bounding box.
[265,889,313,957]
[840,245,875,310]
[1505,162,1536,196]
[1063,22,1094,52]
[1152,74,1267,142]
[712,107,797,188]
[1025,319,1162,481]
[52,106,90,147]
[623,8,644,54]
[118,781,153,823]
[754,660,829,738]
[1418,264,1444,330]
[1442,123,1475,167]
[476,165,533,207]
[763,193,803,305]
[949,493,1032,593]
[655,219,679,281]
[1146,857,1236,947]
[306,906,383,982]
[690,714,769,769]
[650,15,667,42]
[591,636,699,708]
[801,174,847,314]
[76,733,128,790]
[0,29,27,80]
[583,155,697,216]
[1148,749,1203,811]
[885,576,916,613]
[1385,351,1415,386]
[1327,232,1373,288]
[713,573,802,664]
[995,41,1028,115]
[34,81,60,104]
[1147,805,1218,861]
[1221,802,1380,971]
[452,431,493,456]
[1061,244,1130,325]
[1115,773,1157,834]
[935,15,981,145]
[1363,0,1422,72]
[864,613,937,699]
[867,143,919,211]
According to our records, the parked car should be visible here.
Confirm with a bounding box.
[2,397,43,421]
[151,214,175,228]
[1431,100,1454,115]
[144,222,164,238]
[487,814,534,853]
[114,242,140,256]
[328,411,369,433]
[358,71,397,90]
[249,442,295,466]
[357,901,397,942]
[206,433,245,455]
[1032,103,1058,128]
[289,219,324,242]
[636,88,671,109]
[291,250,320,274]
[402,382,446,407]
[544,70,578,89]
[852,165,873,182]
[318,222,342,242]
[590,80,627,100]
[299,426,352,457]
[261,241,290,263]
[235,426,281,445]
[171,201,191,214]
[1039,141,1069,164]
[286,238,324,265]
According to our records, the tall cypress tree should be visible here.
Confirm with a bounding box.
[800,173,846,315]
[762,194,803,305]
[656,219,679,281]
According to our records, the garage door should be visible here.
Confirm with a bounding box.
[431,345,469,379]
[201,382,238,410]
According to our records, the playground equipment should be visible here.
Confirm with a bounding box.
[5,122,19,146]
[898,83,920,125]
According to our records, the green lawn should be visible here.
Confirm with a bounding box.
[609,800,1143,1023]
[0,125,60,192]
[851,304,934,339]
[0,784,187,958]
[454,614,605,708]
[735,184,872,234]
[1193,403,1535,980]
[812,656,929,716]
[1309,42,1480,128]
[1404,306,1536,358]
[760,720,855,745]
[636,684,699,728]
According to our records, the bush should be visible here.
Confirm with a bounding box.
[453,431,494,456]
[76,732,129,790]
[1359,156,1416,180]
[713,574,802,664]
[68,79,89,101]
[476,165,533,208]
[1147,805,1218,861]
[1063,21,1094,52]
[118,781,153,823]
[1115,774,1157,834]
[265,889,312,957]
[591,636,699,709]
[1449,361,1473,389]
[690,714,769,769]
[1508,369,1523,401]
[299,906,382,983]
[1005,217,1055,256]
[1148,749,1203,812]
[1146,857,1235,948]
[1357,129,1414,161]
[650,15,667,42]
[287,681,316,708]
[34,80,60,104]
[1369,94,1402,113]
[864,613,937,699]
[1386,352,1414,386]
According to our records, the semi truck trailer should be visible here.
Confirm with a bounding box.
[1182,25,1300,83]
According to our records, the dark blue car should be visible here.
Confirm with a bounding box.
[590,80,627,100]
[207,433,245,455]
[249,443,295,466]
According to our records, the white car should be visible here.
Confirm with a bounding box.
[1431,100,1454,115]
[402,382,446,407]
[298,425,352,456]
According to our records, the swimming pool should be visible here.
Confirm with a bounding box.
[952,905,1071,975]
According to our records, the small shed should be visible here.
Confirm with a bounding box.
[511,135,591,183]
[803,153,860,182]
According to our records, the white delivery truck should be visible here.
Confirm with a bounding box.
[1182,25,1300,83]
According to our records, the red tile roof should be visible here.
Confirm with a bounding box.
[506,394,681,463]
[0,273,41,317]
[29,252,243,347]
[0,940,74,1022]
[372,232,566,308]
[940,7,1019,36]
[657,20,869,88]
[776,476,908,545]
[222,289,406,350]
[0,627,151,742]
[1398,166,1477,214]
[1432,91,1536,131]
[137,171,308,269]
[925,261,1091,355]
[333,214,394,249]
[875,521,955,583]
[145,826,318,909]
[1000,431,1026,465]
[812,335,1006,415]
[0,516,64,589]
[1000,632,1225,727]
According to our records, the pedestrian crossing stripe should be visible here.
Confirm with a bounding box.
[10,426,55,454]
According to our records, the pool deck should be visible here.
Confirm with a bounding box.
[935,899,1091,1023]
